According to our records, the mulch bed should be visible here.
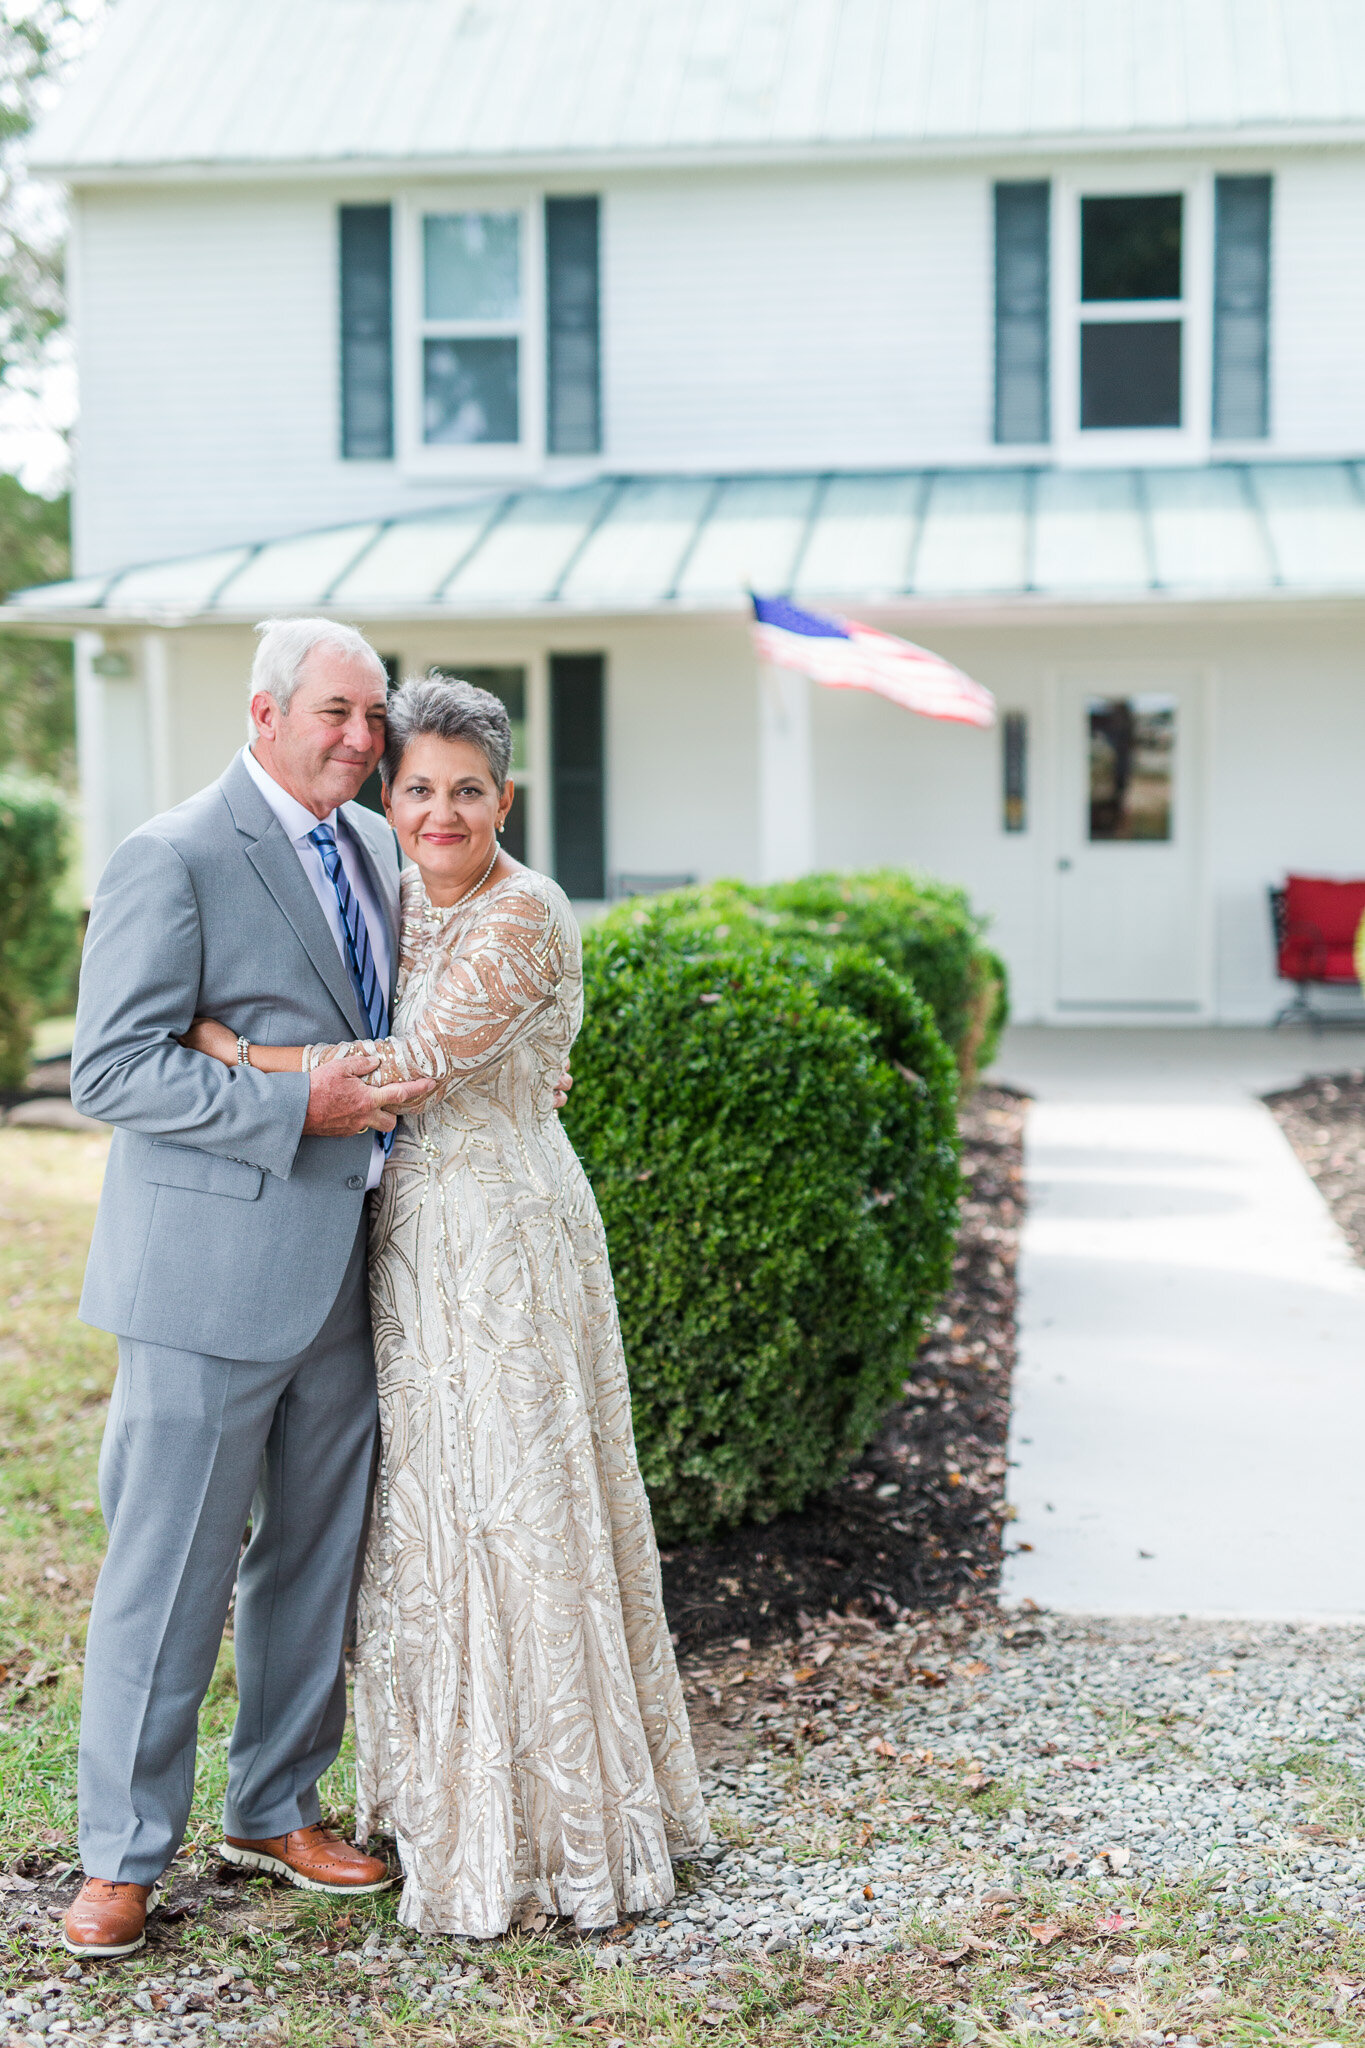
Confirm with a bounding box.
[1265,1067,1365,1261]
[660,1084,1026,1657]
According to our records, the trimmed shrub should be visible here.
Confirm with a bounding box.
[565,894,959,1541]
[0,774,80,1088]
[716,870,1009,1084]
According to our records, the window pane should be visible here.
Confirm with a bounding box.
[1087,695,1175,842]
[434,664,527,770]
[1080,320,1181,429]
[1002,710,1027,831]
[423,338,519,444]
[423,211,521,320]
[1081,194,1182,301]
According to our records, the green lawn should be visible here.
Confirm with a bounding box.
[1,1127,1363,2046]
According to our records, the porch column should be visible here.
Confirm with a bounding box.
[74,631,108,902]
[756,661,814,882]
[142,629,173,814]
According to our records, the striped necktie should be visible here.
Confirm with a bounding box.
[307,820,393,1152]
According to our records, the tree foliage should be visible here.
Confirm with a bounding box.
[0,472,69,780]
[0,769,78,1084]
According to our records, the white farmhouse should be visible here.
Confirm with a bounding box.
[12,0,1365,1023]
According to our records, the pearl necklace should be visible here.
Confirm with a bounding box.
[423,840,501,926]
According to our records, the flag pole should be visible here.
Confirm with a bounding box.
[756,657,814,882]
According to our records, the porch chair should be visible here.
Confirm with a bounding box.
[1269,873,1365,1029]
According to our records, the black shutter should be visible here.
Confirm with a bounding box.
[545,196,601,455]
[339,205,394,460]
[994,181,1050,444]
[1213,175,1272,440]
[551,653,605,898]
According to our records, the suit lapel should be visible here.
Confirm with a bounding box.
[220,756,367,1038]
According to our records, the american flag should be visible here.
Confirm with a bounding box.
[750,594,996,730]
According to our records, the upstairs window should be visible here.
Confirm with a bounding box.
[1079,194,1184,430]
[994,176,1272,453]
[421,210,524,445]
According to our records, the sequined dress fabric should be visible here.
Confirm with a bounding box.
[306,867,707,1935]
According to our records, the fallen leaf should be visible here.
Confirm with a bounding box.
[1030,1922,1064,1947]
[1208,1667,1234,1678]
[863,1884,874,1900]
[1227,1945,1250,1963]
[1099,1845,1131,1870]
[793,1666,817,1683]
[922,1945,969,1968]
[0,1874,36,1894]
[963,1773,995,1793]
[962,1660,989,1676]
[1097,1912,1126,1932]
[812,1643,834,1668]
[869,1737,897,1758]
[1066,1758,1100,1772]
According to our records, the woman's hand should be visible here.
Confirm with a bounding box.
[181,1017,239,1065]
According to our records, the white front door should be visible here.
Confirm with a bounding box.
[1054,673,1206,1014]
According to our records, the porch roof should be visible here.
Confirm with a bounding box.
[11,462,1365,629]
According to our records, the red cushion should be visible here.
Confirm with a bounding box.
[1280,874,1365,982]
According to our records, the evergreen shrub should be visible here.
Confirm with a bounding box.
[721,870,1009,1084]
[0,774,80,1088]
[565,893,960,1541]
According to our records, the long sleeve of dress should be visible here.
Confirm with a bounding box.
[305,884,564,1102]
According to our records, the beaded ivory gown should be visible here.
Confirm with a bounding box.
[307,865,708,1935]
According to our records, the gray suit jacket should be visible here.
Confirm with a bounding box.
[71,752,401,1362]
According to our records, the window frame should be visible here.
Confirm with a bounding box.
[1053,167,1213,464]
[395,188,546,476]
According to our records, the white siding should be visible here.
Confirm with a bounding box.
[72,184,419,573]
[605,165,991,470]
[70,149,1365,574]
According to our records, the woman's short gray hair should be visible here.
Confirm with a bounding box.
[381,674,513,789]
[251,616,387,712]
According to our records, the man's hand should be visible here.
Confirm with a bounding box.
[303,1053,436,1138]
[552,1065,573,1112]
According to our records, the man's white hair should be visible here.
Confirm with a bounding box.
[250,616,386,718]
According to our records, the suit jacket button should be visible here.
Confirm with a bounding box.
[346,1174,365,1190]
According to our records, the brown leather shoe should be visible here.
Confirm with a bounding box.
[220,1823,391,1894]
[63,1878,154,1958]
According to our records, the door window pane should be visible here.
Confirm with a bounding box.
[1081,195,1182,301]
[423,212,520,319]
[1087,695,1175,842]
[1080,321,1181,429]
[423,339,519,444]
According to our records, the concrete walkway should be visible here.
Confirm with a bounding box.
[996,1027,1365,1620]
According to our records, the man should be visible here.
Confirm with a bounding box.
[63,617,438,1958]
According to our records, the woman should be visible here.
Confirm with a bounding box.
[186,676,707,1936]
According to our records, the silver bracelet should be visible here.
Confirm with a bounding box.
[235,1035,251,1067]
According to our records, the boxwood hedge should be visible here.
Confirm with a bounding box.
[718,870,1009,1084]
[564,892,960,1541]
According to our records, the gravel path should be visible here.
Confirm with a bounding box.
[619,1610,1365,1973]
